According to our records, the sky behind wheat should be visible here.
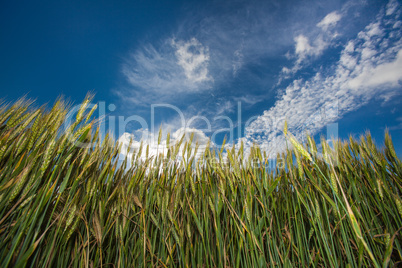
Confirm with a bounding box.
[1,0,402,157]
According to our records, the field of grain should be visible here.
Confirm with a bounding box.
[0,96,401,267]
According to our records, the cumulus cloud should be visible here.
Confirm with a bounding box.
[244,0,402,157]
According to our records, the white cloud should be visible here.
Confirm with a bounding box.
[172,38,212,83]
[339,50,357,69]
[386,0,399,16]
[293,34,330,61]
[348,49,402,90]
[232,45,244,77]
[361,47,376,59]
[243,0,402,157]
[365,22,383,37]
[295,35,313,56]
[317,11,342,31]
[282,10,343,77]
[120,38,213,105]
[216,100,233,115]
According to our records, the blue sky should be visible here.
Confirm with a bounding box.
[1,0,402,158]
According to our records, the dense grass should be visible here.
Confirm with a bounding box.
[0,96,401,267]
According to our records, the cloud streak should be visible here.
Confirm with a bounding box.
[120,37,213,105]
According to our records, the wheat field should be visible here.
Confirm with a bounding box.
[0,96,401,267]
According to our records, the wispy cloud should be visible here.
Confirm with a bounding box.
[317,11,342,31]
[119,37,213,105]
[216,100,234,115]
[172,38,212,84]
[244,0,402,157]
[281,10,344,78]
